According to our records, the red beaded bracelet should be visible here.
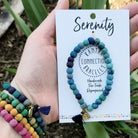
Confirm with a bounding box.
[0,106,32,138]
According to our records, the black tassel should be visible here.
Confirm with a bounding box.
[72,114,83,125]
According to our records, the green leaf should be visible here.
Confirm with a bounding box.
[131,96,138,103]
[106,0,110,9]
[131,80,138,91]
[131,113,138,119]
[131,69,138,82]
[102,123,117,134]
[22,0,48,29]
[3,0,31,37]
[5,68,17,75]
[114,122,138,138]
[83,122,110,138]
[82,0,107,9]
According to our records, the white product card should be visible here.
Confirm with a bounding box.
[56,10,130,123]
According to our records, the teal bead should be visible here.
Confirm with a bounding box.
[92,103,98,109]
[107,74,113,80]
[66,68,73,74]
[12,100,19,107]
[105,85,112,91]
[70,51,77,58]
[80,103,87,109]
[83,40,89,46]
[3,82,10,90]
[99,94,106,101]
[101,48,108,54]
[74,46,81,53]
[105,58,112,64]
[23,99,31,107]
[95,38,100,45]
[107,63,113,69]
[98,42,105,49]
[104,53,110,59]
[95,99,102,105]
[78,98,84,104]
[36,126,42,133]
[2,93,9,100]
[70,84,76,90]
[78,43,84,49]
[106,80,113,85]
[21,109,28,116]
[73,89,79,95]
[13,91,21,98]
[37,116,42,122]
[16,103,25,112]
[67,74,73,79]
[68,79,74,85]
[87,105,93,111]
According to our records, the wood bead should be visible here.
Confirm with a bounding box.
[15,114,23,121]
[5,104,13,112]
[0,101,7,107]
[10,108,18,116]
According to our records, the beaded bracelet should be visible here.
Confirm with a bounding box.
[0,93,41,137]
[3,82,49,133]
[0,106,33,138]
[66,37,114,125]
[0,90,46,134]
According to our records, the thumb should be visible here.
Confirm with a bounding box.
[35,0,69,40]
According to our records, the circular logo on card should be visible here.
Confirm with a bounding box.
[79,45,106,77]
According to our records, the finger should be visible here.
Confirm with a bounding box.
[130,51,138,71]
[130,14,138,35]
[122,2,138,18]
[35,0,69,40]
[130,35,138,55]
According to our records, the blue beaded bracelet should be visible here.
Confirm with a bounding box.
[66,37,114,125]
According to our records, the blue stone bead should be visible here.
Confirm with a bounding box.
[3,82,10,90]
[70,51,77,58]
[34,111,40,118]
[67,62,73,68]
[104,53,110,59]
[107,63,113,69]
[68,79,74,85]
[67,74,73,79]
[39,121,45,128]
[106,80,113,85]
[18,95,27,102]
[105,58,112,64]
[8,86,16,94]
[80,103,87,109]
[88,37,95,44]
[74,46,81,53]
[101,48,108,54]
[66,68,73,74]
[108,69,114,74]
[37,116,42,122]
[73,89,79,95]
[13,91,21,98]
[95,99,102,105]
[78,98,84,105]
[87,105,93,111]
[70,84,76,90]
[105,85,112,91]
[99,94,106,101]
[78,43,84,49]
[107,74,113,80]
[68,57,74,62]
[23,99,31,107]
[83,40,89,46]
[92,103,98,109]
[103,90,109,96]
[94,38,100,45]
[98,42,105,49]
[75,94,82,100]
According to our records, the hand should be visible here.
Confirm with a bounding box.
[122,2,138,71]
[11,0,69,124]
[11,1,137,126]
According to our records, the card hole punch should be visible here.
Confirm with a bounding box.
[90,13,96,19]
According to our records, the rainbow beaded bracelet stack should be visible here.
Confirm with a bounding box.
[66,37,114,124]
